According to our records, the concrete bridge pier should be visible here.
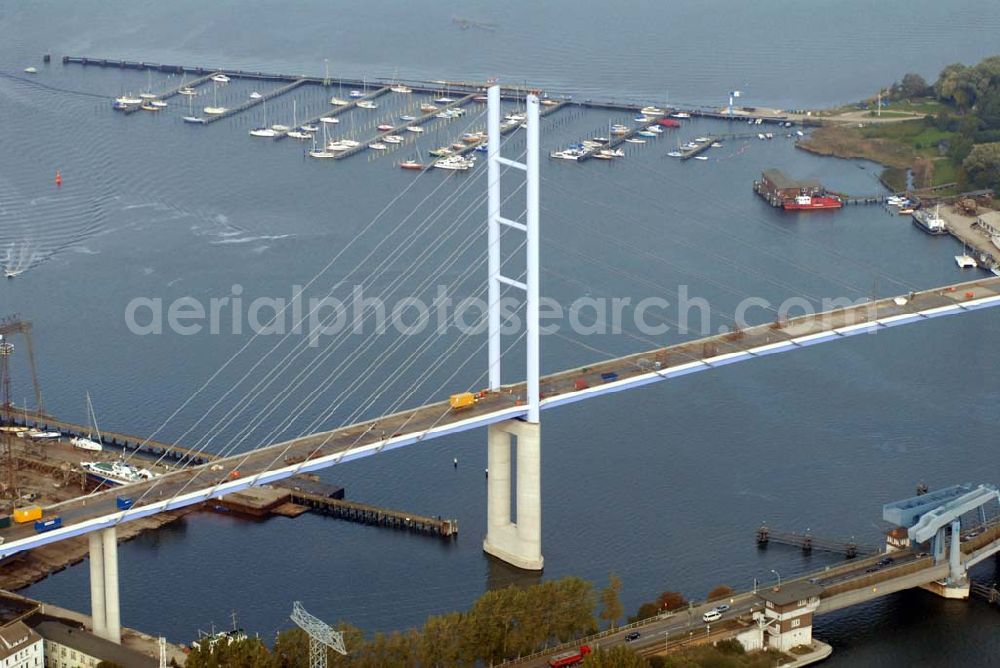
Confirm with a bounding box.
[88,527,122,643]
[483,420,543,571]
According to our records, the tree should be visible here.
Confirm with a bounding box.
[963,142,1000,189]
[899,73,930,99]
[185,637,273,668]
[582,645,650,668]
[655,591,687,612]
[272,628,309,668]
[599,573,624,630]
[706,584,733,602]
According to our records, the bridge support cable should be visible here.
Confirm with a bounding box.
[113,110,490,472]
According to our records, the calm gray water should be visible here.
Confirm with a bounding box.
[2,2,999,665]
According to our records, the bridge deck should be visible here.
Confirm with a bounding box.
[1,276,998,557]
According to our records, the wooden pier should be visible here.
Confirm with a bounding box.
[756,525,878,558]
[575,114,667,162]
[203,78,309,124]
[273,85,391,140]
[153,71,222,101]
[679,136,716,160]
[289,490,458,537]
[335,92,479,160]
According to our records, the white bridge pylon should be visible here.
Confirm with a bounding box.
[483,83,544,570]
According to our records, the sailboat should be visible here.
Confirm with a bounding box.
[203,82,228,115]
[178,73,197,97]
[400,148,425,170]
[435,83,454,104]
[183,90,206,124]
[308,123,336,159]
[287,101,313,139]
[249,98,277,137]
[139,70,157,100]
[70,393,103,452]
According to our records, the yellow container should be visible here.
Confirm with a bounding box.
[13,505,42,524]
[449,392,476,410]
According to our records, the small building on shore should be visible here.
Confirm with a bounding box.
[976,210,1000,237]
[755,169,823,206]
[756,582,823,652]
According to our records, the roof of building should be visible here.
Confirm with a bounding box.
[30,620,158,668]
[0,593,39,627]
[0,621,40,659]
[762,168,821,191]
[756,581,823,607]
[978,210,1000,226]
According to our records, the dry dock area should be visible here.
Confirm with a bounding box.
[938,205,998,270]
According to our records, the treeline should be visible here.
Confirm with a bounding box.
[184,576,600,668]
[892,56,1000,189]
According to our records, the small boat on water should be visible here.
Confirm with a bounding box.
[419,103,439,113]
[711,142,723,148]
[599,148,625,158]
[287,130,312,140]
[319,116,340,125]
[179,87,197,96]
[140,102,161,112]
[641,106,665,115]
[391,84,413,94]
[429,147,454,157]
[783,194,843,210]
[694,155,709,161]
[249,91,263,100]
[625,138,646,144]
[309,149,336,158]
[23,67,37,74]
[638,130,657,138]
[249,127,278,139]
[183,115,207,124]
[633,115,653,123]
[349,90,363,98]
[377,123,395,131]
[300,124,319,132]
[211,74,230,83]
[406,126,425,133]
[955,254,978,269]
[434,155,476,171]
[383,135,404,144]
[330,97,349,106]
[369,142,388,151]
[203,82,227,115]
[667,150,683,158]
[270,124,290,132]
[911,205,948,236]
[670,112,691,119]
[645,125,664,134]
[113,95,143,110]
[399,114,417,122]
[357,100,378,109]
[400,160,424,170]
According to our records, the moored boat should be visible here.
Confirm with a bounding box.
[911,206,948,235]
[783,194,843,210]
[80,459,155,486]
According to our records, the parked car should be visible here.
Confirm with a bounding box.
[702,610,722,623]
[714,604,731,613]
[624,631,640,642]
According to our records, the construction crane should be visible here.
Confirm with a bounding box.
[0,333,17,503]
[291,601,346,668]
[0,316,43,416]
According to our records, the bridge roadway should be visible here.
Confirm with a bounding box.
[0,276,998,557]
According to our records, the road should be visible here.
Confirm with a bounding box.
[1,276,998,555]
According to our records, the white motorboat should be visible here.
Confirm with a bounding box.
[667,151,683,157]
[399,114,417,121]
[287,130,312,140]
[406,126,424,133]
[330,97,349,106]
[434,155,475,171]
[369,142,388,151]
[670,112,691,119]
[390,84,412,93]
[349,90,363,98]
[211,74,230,83]
[383,135,403,144]
[300,124,319,132]
[183,116,207,124]
[23,67,38,74]
[249,127,277,137]
[645,126,664,134]
[249,91,263,100]
[641,106,664,115]
[319,116,340,124]
[150,100,167,108]
[625,138,646,144]
[179,87,197,96]
[357,100,378,109]
[694,156,709,161]
[81,459,155,486]
[270,124,290,132]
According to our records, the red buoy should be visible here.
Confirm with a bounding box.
[55,170,62,187]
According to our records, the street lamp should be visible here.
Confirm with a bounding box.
[770,569,781,589]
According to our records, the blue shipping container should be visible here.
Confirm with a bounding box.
[116,496,133,510]
[34,517,62,533]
